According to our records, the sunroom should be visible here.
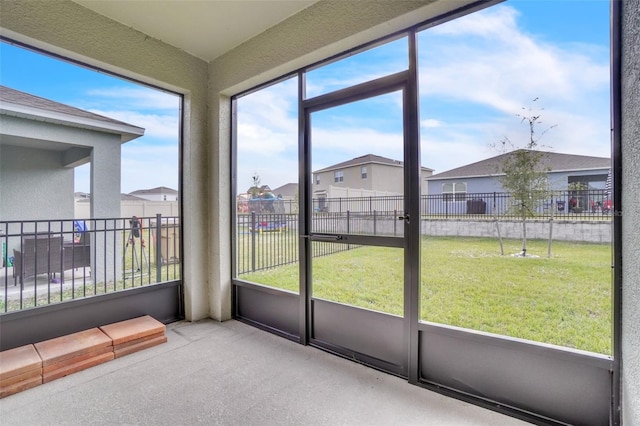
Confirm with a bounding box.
[0,1,638,425]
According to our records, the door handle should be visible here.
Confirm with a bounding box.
[305,234,343,241]
[398,213,410,223]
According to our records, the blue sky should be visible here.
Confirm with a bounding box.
[1,0,610,195]
[237,0,610,192]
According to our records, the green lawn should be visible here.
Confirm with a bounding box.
[240,236,612,355]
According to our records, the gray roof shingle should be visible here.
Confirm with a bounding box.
[0,85,144,130]
[272,183,298,197]
[427,150,610,180]
[129,186,178,195]
[315,154,434,173]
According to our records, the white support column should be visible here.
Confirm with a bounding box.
[621,0,640,422]
[89,139,122,284]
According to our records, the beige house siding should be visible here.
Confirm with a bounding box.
[315,163,432,198]
[370,163,403,194]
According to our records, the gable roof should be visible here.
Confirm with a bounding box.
[427,150,611,180]
[0,85,144,142]
[272,183,298,197]
[314,154,434,173]
[129,186,178,196]
[121,193,147,201]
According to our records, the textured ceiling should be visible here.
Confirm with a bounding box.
[73,0,319,62]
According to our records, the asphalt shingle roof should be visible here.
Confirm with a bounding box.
[315,154,434,173]
[0,85,143,130]
[129,186,178,195]
[272,183,298,197]
[427,150,610,180]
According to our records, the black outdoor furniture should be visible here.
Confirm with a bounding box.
[12,235,64,286]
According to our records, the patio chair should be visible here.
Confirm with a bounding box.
[63,221,91,270]
[13,235,64,286]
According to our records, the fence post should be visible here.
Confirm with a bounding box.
[394,209,397,236]
[347,211,350,234]
[155,214,162,283]
[251,212,256,272]
[493,192,497,215]
[373,210,377,235]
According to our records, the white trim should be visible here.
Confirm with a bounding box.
[0,101,144,142]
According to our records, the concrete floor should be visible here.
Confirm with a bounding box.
[0,319,529,425]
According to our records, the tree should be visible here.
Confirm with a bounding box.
[495,99,556,257]
[567,181,588,212]
[249,172,261,197]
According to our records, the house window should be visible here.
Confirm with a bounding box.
[361,166,367,179]
[315,174,320,185]
[442,182,467,202]
[334,170,344,183]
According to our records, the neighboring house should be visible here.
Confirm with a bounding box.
[426,150,611,214]
[271,183,298,213]
[129,186,178,201]
[1,85,144,282]
[272,183,298,200]
[0,85,144,221]
[313,154,434,212]
[74,192,179,219]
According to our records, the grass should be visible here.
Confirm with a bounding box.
[240,236,612,355]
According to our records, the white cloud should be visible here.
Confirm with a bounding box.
[235,79,300,188]
[88,109,179,139]
[305,37,408,98]
[419,5,609,108]
[72,85,181,193]
[86,87,179,110]
[421,119,441,128]
[417,4,610,173]
[120,144,179,193]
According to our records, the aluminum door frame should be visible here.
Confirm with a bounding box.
[299,57,421,378]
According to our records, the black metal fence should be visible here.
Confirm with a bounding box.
[236,212,357,275]
[314,190,612,220]
[235,189,613,276]
[315,196,403,215]
[422,189,612,220]
[0,215,180,313]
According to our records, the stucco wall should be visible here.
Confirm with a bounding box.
[0,144,74,221]
[422,219,611,244]
[621,0,640,422]
[1,110,129,223]
[0,0,209,321]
